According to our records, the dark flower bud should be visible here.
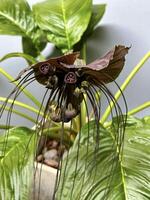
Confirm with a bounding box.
[46,75,58,89]
[50,107,62,123]
[64,103,77,122]
[81,81,90,89]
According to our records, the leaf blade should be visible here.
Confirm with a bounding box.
[57,116,150,199]
[0,0,34,36]
[33,0,92,52]
[86,4,106,36]
[74,4,106,51]
[0,52,37,64]
[0,127,36,200]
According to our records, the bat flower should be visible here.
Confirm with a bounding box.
[8,45,129,124]
[0,45,129,199]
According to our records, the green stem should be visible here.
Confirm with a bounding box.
[72,117,78,132]
[0,68,42,108]
[0,52,37,64]
[89,90,102,119]
[0,125,14,129]
[0,97,43,116]
[104,101,150,128]
[101,51,150,124]
[72,116,80,133]
[80,43,87,128]
[128,101,150,116]
[0,97,60,128]
[0,105,36,123]
[38,54,46,61]
[81,43,87,61]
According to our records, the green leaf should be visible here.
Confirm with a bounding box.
[0,0,47,57]
[86,4,106,36]
[33,0,92,53]
[0,0,34,36]
[0,52,37,65]
[31,29,47,52]
[74,4,106,51]
[118,116,150,199]
[22,36,40,58]
[0,127,36,200]
[57,116,150,199]
[22,29,47,58]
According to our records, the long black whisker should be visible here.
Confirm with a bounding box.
[1,74,36,155]
[99,83,125,151]
[77,95,90,199]
[35,89,56,200]
[100,72,128,150]
[52,84,67,199]
[85,89,101,198]
[111,79,128,155]
[69,106,82,200]
[0,70,34,117]
[22,88,50,194]
[59,120,73,200]
[96,82,126,200]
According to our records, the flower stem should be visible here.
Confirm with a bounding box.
[80,43,87,128]
[104,101,150,129]
[0,68,42,108]
[0,52,37,64]
[38,54,46,61]
[128,101,150,116]
[0,97,61,129]
[0,125,14,129]
[0,97,43,116]
[0,104,36,123]
[101,51,150,124]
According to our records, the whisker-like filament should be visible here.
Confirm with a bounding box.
[0,70,34,117]
[85,89,101,198]
[34,89,55,200]
[77,95,90,199]
[96,83,127,200]
[52,85,68,199]
[69,108,82,200]
[85,79,127,200]
[97,84,122,189]
[100,83,126,151]
[1,73,36,154]
[59,120,73,200]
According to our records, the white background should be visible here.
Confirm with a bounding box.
[0,0,149,127]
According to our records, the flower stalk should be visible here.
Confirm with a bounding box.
[128,101,150,116]
[101,51,150,124]
[0,68,42,108]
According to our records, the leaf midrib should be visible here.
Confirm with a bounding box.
[61,0,71,49]
[120,159,128,199]
[0,135,29,165]
[108,128,127,199]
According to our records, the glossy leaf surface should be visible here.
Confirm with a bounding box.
[0,127,36,200]
[0,0,34,36]
[74,4,106,51]
[57,116,150,199]
[0,52,37,64]
[33,0,92,52]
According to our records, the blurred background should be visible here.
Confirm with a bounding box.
[0,0,150,128]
